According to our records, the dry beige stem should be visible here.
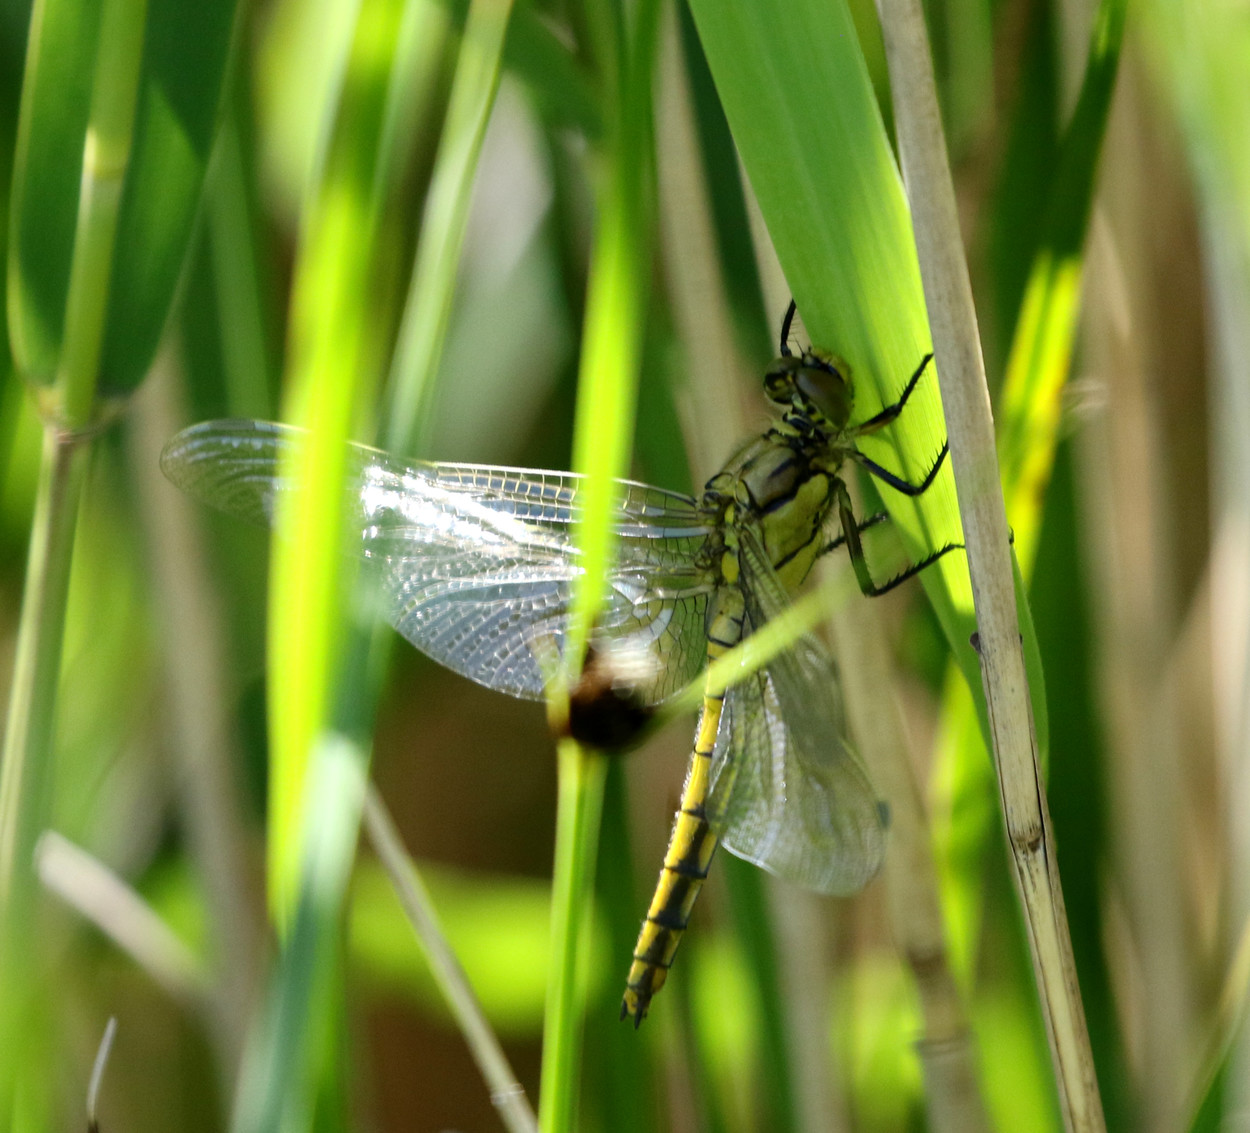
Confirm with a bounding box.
[874,0,1106,1128]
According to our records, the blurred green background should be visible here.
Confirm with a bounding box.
[0,0,1246,1128]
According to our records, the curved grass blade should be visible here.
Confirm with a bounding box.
[384,0,516,456]
[237,0,521,1128]
[539,1,660,1128]
[685,0,979,702]
[8,0,236,423]
[998,0,1128,570]
[2,0,234,1118]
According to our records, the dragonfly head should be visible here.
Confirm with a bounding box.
[763,350,854,433]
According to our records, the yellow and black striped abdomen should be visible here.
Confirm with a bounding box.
[621,584,745,1025]
[622,437,839,1025]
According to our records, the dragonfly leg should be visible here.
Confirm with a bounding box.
[819,510,889,556]
[778,299,800,355]
[834,481,962,597]
[852,353,934,434]
[860,541,964,596]
[851,439,949,498]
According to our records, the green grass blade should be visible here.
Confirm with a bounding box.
[7,0,101,400]
[0,432,88,1119]
[539,738,609,1133]
[231,734,368,1133]
[97,0,237,400]
[540,2,659,1129]
[253,0,523,1125]
[8,0,236,424]
[384,0,517,456]
[265,0,408,921]
[685,0,978,700]
[584,758,659,1133]
[998,0,1128,569]
[2,0,232,1117]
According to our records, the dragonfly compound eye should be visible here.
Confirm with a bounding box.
[793,353,852,429]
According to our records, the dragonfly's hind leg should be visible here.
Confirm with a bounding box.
[833,481,962,598]
[857,540,964,597]
[820,510,889,555]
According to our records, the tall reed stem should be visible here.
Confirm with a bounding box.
[875,0,1105,1128]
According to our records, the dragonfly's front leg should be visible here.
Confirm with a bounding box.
[621,586,745,1026]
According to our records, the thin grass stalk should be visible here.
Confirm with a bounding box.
[1,0,147,937]
[85,1016,117,1132]
[35,830,208,1008]
[384,0,515,455]
[129,363,262,1077]
[874,1,1105,1129]
[368,0,540,1116]
[539,740,608,1133]
[0,7,149,1118]
[0,432,85,906]
[362,786,537,1133]
[0,430,86,1123]
[57,0,147,429]
[927,0,1126,1086]
[540,2,659,1125]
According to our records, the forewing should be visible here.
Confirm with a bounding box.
[161,419,714,703]
[704,529,886,895]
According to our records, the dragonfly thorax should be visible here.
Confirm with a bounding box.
[698,437,837,594]
[763,349,854,434]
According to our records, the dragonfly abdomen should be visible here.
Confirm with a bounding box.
[621,587,745,1025]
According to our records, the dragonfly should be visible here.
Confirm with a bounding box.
[160,303,960,1026]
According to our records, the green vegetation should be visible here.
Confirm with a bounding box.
[0,0,1242,1128]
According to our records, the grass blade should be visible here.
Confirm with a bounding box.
[998,0,1128,568]
[384,0,516,455]
[686,0,983,717]
[540,2,660,1128]
[265,0,408,919]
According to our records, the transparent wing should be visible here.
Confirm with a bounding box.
[705,527,886,895]
[161,419,716,704]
